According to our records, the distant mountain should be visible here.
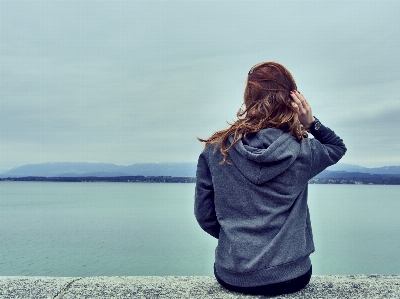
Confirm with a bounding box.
[2,162,400,179]
[326,163,400,175]
[0,162,197,178]
[1,162,121,177]
[119,163,196,177]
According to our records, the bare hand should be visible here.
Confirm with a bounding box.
[290,91,314,129]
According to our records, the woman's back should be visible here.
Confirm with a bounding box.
[194,62,346,294]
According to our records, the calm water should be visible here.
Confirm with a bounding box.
[0,182,399,277]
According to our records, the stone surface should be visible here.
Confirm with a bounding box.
[0,276,76,299]
[0,275,399,299]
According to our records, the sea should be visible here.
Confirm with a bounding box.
[0,182,399,277]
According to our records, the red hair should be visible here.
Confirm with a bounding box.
[198,62,308,164]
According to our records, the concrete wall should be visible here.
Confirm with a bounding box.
[1,275,399,299]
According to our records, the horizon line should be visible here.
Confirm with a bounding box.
[2,161,400,174]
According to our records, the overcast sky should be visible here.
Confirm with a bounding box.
[1,0,399,171]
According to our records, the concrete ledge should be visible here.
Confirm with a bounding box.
[1,275,399,299]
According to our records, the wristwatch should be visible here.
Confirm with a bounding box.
[307,117,322,133]
[312,117,321,131]
[307,117,321,132]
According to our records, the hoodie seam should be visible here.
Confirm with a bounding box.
[308,140,313,180]
[257,165,262,185]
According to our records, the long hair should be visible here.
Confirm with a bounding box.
[198,62,308,164]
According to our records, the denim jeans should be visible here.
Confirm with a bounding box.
[214,264,312,296]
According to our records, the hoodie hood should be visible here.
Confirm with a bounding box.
[228,128,300,185]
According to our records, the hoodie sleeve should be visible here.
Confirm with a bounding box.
[194,149,220,239]
[309,120,347,178]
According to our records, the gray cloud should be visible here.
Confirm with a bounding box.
[1,1,400,170]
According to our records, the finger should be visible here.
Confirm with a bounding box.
[295,91,308,105]
[294,91,311,112]
[291,102,300,114]
[290,92,307,114]
[290,91,302,105]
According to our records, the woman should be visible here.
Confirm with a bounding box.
[194,62,346,296]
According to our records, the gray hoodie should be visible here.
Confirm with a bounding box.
[194,121,346,287]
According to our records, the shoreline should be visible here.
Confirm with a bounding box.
[2,175,400,185]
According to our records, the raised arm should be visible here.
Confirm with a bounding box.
[290,91,347,178]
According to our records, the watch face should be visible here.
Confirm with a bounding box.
[315,121,321,130]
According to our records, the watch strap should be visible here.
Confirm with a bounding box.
[309,117,322,134]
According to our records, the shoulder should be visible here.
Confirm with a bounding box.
[201,143,221,159]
